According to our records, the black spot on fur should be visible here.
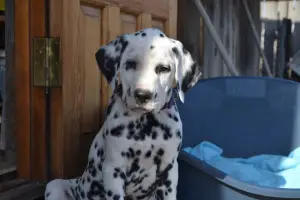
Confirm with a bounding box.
[110,124,125,137]
[160,33,164,37]
[87,181,106,199]
[127,88,131,96]
[156,189,164,200]
[120,172,126,180]
[128,121,135,130]
[46,192,50,197]
[115,56,121,69]
[173,115,179,122]
[182,62,197,93]
[172,47,179,57]
[145,150,152,158]
[167,88,172,96]
[165,180,172,188]
[106,99,115,116]
[114,113,119,118]
[150,45,154,49]
[97,148,104,158]
[119,37,129,54]
[87,159,97,177]
[176,130,181,138]
[113,172,118,178]
[182,46,188,54]
[129,147,135,158]
[80,191,85,198]
[126,152,130,158]
[126,158,140,177]
[160,124,172,140]
[107,190,113,197]
[98,163,103,171]
[141,32,146,37]
[157,148,165,156]
[117,83,123,96]
[177,142,182,151]
[127,130,135,140]
[151,131,157,139]
[135,32,140,36]
[113,194,121,200]
[154,156,161,166]
[64,190,71,198]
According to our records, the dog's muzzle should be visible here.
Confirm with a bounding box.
[134,89,153,104]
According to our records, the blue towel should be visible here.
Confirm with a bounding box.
[184,141,300,189]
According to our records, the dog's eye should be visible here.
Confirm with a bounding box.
[125,60,137,70]
[155,64,171,74]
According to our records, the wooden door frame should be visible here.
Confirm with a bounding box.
[11,0,54,181]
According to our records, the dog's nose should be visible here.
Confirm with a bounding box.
[134,89,152,104]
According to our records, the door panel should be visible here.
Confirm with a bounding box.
[81,0,169,20]
[79,5,101,134]
[121,13,137,34]
[51,0,177,178]
[152,19,165,31]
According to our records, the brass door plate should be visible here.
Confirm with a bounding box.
[32,37,61,87]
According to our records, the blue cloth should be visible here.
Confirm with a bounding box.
[184,141,300,189]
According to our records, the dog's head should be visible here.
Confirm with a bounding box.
[95,28,202,113]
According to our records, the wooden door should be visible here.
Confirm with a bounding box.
[50,0,177,179]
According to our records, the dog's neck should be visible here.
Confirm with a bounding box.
[161,89,177,110]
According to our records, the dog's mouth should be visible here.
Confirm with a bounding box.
[131,107,151,113]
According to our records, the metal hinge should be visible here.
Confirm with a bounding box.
[32,37,61,87]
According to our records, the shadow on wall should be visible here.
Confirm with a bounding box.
[262,18,300,77]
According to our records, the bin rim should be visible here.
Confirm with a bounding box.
[179,150,300,198]
[189,76,299,88]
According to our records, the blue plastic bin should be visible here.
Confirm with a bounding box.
[176,76,300,200]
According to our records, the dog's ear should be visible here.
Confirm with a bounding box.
[95,35,129,92]
[172,41,202,103]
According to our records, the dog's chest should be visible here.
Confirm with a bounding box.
[102,101,182,197]
[104,105,182,161]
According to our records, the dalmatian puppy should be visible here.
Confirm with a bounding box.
[45,28,201,200]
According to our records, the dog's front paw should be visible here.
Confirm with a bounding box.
[45,179,76,200]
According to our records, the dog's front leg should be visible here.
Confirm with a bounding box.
[102,163,125,200]
[156,161,178,200]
